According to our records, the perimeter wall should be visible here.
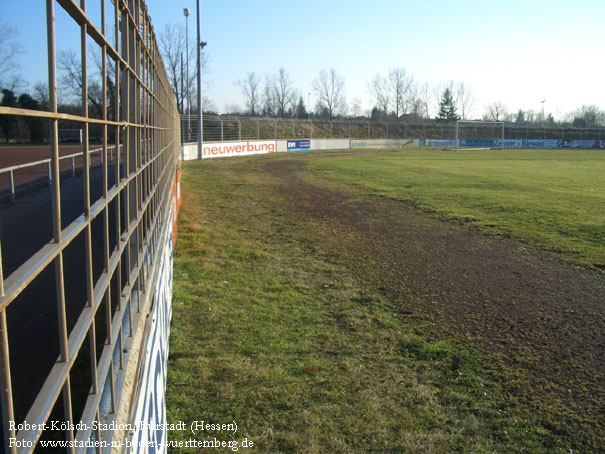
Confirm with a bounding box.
[181,137,605,161]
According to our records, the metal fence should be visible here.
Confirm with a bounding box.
[180,114,605,143]
[0,0,180,452]
[0,146,117,203]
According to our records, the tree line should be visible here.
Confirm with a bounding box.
[0,48,117,143]
[232,67,605,129]
[2,18,605,145]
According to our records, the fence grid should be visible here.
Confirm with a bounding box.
[0,0,180,452]
[180,114,604,144]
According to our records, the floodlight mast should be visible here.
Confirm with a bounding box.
[184,8,190,141]
[196,0,204,159]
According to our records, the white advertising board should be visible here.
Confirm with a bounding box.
[202,141,276,159]
[127,211,173,453]
[424,139,456,147]
[181,143,197,160]
[311,139,351,150]
[351,139,418,149]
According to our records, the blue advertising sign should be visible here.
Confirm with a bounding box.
[287,140,311,151]
[459,139,495,147]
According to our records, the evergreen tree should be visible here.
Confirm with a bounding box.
[19,93,46,142]
[436,88,459,122]
[295,96,307,119]
[0,89,17,143]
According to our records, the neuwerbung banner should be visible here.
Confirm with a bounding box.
[202,141,276,159]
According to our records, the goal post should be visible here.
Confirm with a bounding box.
[58,128,83,144]
[455,120,505,151]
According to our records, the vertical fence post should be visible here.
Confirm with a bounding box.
[0,239,14,454]
[0,241,15,453]
[0,308,15,454]
[237,117,241,140]
[256,119,259,140]
[8,170,15,204]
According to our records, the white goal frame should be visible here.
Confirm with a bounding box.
[58,128,83,144]
[455,120,505,151]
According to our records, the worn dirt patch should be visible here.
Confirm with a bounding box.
[264,159,604,449]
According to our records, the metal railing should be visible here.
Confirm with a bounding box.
[0,146,119,203]
[180,114,604,144]
[0,0,180,452]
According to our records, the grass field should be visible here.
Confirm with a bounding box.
[167,148,604,453]
[308,148,605,268]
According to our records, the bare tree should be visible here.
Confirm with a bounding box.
[407,81,426,120]
[417,81,432,119]
[455,82,475,120]
[224,103,243,115]
[235,71,262,116]
[159,22,209,114]
[33,82,49,110]
[57,50,104,116]
[368,74,390,117]
[571,105,605,127]
[201,96,216,114]
[431,82,447,118]
[484,101,508,121]
[0,21,24,90]
[313,68,346,120]
[267,68,295,117]
[261,81,276,117]
[388,68,414,119]
[159,23,187,113]
[350,98,362,118]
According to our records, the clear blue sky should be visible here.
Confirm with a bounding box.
[2,0,604,119]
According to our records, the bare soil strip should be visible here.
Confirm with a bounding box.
[265,159,604,449]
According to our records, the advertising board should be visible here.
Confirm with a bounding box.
[311,139,351,150]
[564,140,600,148]
[520,139,562,148]
[287,139,311,151]
[424,139,456,147]
[127,215,173,453]
[500,139,523,147]
[459,139,495,147]
[350,139,418,149]
[202,141,276,159]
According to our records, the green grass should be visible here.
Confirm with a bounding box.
[308,148,605,267]
[166,155,571,453]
